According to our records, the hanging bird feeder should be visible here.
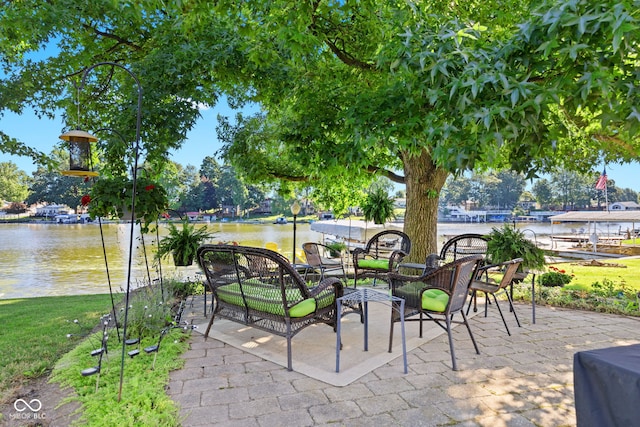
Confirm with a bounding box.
[60,129,99,177]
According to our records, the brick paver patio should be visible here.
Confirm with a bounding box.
[167,296,640,426]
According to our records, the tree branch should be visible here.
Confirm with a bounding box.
[267,165,404,184]
[82,23,142,51]
[366,165,405,184]
[308,2,375,71]
[323,39,375,70]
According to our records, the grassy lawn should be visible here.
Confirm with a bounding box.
[51,325,188,425]
[0,294,115,398]
[1,283,193,426]
[548,257,640,291]
[507,256,640,315]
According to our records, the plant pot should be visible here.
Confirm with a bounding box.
[172,251,194,267]
[119,206,140,222]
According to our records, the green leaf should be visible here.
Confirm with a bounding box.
[510,89,519,107]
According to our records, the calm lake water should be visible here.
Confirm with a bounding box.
[0,220,631,299]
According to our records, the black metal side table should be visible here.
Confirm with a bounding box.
[335,288,407,374]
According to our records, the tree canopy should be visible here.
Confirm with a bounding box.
[2,0,639,261]
[0,161,30,202]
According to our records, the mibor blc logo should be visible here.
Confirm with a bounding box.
[11,398,45,421]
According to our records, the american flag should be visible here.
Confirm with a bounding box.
[595,168,607,190]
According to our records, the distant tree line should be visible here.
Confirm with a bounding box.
[2,155,638,217]
[440,169,638,212]
[0,152,269,217]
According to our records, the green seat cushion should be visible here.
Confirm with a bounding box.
[217,284,246,307]
[421,288,449,312]
[357,259,391,270]
[287,298,317,317]
[393,283,449,313]
[217,282,328,318]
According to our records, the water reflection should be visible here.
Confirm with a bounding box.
[0,222,322,299]
[0,220,627,299]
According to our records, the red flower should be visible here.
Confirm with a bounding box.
[81,194,91,206]
[144,184,155,191]
[84,176,90,183]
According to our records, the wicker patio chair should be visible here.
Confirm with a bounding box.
[352,230,411,287]
[439,233,489,264]
[197,244,343,371]
[388,255,483,371]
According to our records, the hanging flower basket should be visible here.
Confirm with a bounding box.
[85,175,168,233]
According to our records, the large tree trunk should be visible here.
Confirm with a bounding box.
[401,149,449,264]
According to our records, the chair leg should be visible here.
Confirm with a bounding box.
[445,315,457,371]
[460,310,480,355]
[492,294,511,336]
[286,322,293,371]
[465,290,476,315]
[286,336,292,371]
[504,291,521,327]
[484,292,489,317]
[388,311,395,353]
[204,313,216,340]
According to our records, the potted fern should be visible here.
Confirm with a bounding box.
[156,218,215,266]
[361,188,396,225]
[485,224,546,272]
[325,241,347,258]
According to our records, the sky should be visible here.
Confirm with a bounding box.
[0,102,235,174]
[2,105,639,192]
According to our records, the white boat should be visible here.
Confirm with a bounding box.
[310,219,404,254]
[54,214,79,224]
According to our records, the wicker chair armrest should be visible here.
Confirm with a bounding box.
[389,269,432,294]
[388,271,426,283]
[390,263,459,293]
[389,249,408,264]
[308,276,343,299]
[352,247,366,256]
[352,248,365,265]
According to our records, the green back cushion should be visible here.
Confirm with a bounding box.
[217,282,331,318]
[358,259,391,270]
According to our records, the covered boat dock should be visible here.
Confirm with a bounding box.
[548,210,640,253]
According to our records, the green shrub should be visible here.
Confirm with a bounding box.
[125,283,176,340]
[514,276,640,316]
[166,276,205,299]
[539,266,574,287]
